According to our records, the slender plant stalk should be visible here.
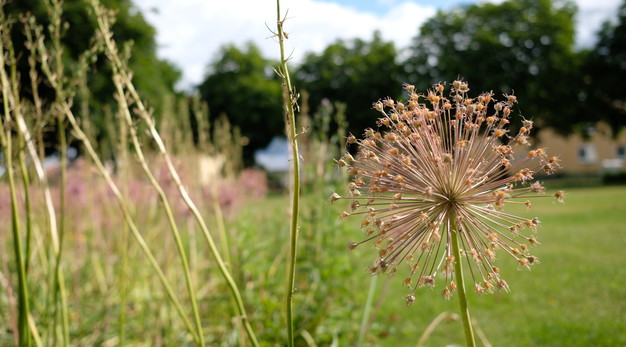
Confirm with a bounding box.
[31,19,200,338]
[357,275,378,345]
[10,71,59,347]
[21,14,46,160]
[37,1,71,343]
[113,73,206,346]
[7,31,34,275]
[88,3,260,344]
[211,185,232,267]
[17,132,33,270]
[27,315,43,347]
[117,98,130,346]
[416,312,459,347]
[22,17,69,343]
[0,20,32,347]
[450,217,476,347]
[60,100,202,343]
[275,2,302,345]
[126,70,259,346]
[9,34,44,346]
[117,237,129,344]
[0,92,31,347]
[53,113,70,347]
[13,114,59,345]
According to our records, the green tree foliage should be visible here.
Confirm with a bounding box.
[296,32,404,139]
[197,42,283,164]
[6,0,180,146]
[582,0,626,136]
[405,0,581,133]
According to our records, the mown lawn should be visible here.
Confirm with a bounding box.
[2,184,624,346]
[327,184,626,346]
[236,184,626,346]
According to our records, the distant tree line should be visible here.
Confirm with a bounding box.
[4,0,180,156]
[199,0,626,161]
[5,0,625,163]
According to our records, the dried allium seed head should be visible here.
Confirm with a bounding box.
[335,82,562,302]
[347,134,357,144]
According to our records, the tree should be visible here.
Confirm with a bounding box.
[197,42,283,164]
[405,0,582,134]
[296,32,404,138]
[582,0,626,136]
[5,0,180,129]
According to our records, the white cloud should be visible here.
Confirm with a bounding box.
[132,0,621,91]
[575,0,621,47]
[133,0,435,90]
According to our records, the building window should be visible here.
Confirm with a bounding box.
[617,146,626,159]
[578,144,597,164]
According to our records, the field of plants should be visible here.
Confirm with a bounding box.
[1,0,625,346]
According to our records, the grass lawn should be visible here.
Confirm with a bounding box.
[239,184,624,346]
[2,184,624,346]
[319,184,626,346]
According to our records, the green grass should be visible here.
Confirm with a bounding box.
[318,185,626,346]
[232,184,626,346]
[2,183,625,346]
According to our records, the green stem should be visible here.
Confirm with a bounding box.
[53,115,70,347]
[211,185,232,269]
[5,140,31,347]
[118,221,128,345]
[113,74,206,346]
[17,132,32,273]
[60,101,201,343]
[450,218,476,347]
[9,41,34,276]
[357,275,378,345]
[0,25,31,346]
[89,4,260,343]
[276,1,301,345]
[117,91,129,347]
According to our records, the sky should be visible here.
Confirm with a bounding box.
[132,0,622,91]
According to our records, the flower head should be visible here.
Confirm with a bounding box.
[332,81,563,303]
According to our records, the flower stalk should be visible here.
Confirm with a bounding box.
[450,217,476,347]
[112,72,206,346]
[88,2,259,345]
[0,16,33,346]
[275,1,301,345]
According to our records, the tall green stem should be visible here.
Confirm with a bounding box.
[450,218,476,347]
[1,128,31,347]
[117,103,129,345]
[88,3,260,344]
[53,115,70,347]
[357,275,378,345]
[8,40,34,276]
[276,1,301,345]
[0,23,31,346]
[61,101,200,343]
[113,73,206,346]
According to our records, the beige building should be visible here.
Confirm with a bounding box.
[536,122,626,174]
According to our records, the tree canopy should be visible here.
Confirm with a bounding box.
[197,42,283,164]
[6,0,180,114]
[582,0,626,136]
[9,0,623,162]
[296,32,404,138]
[405,0,581,133]
[198,0,626,157]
